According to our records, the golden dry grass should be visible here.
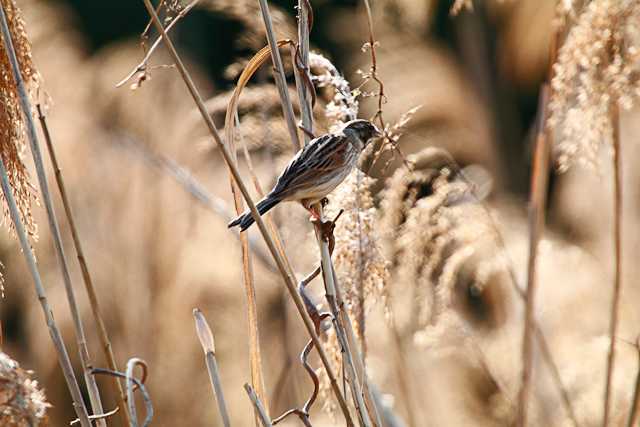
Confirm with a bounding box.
[1,0,639,426]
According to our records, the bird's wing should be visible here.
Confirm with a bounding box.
[271,132,351,198]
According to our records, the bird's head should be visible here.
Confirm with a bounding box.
[342,119,382,145]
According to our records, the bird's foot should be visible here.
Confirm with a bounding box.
[310,209,344,250]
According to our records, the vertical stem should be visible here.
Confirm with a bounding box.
[0,4,97,426]
[245,384,274,427]
[0,158,90,426]
[194,308,231,427]
[256,0,301,151]
[138,3,353,424]
[317,230,371,427]
[330,265,383,427]
[518,86,550,427]
[603,100,622,427]
[294,0,312,146]
[37,105,131,426]
[206,353,232,427]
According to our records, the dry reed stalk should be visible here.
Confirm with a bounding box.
[0,140,90,426]
[193,309,231,427]
[293,2,380,424]
[36,104,131,427]
[518,86,551,427]
[294,0,313,145]
[603,97,622,427]
[0,4,94,426]
[256,0,301,151]
[0,4,106,423]
[245,384,273,427]
[138,3,354,424]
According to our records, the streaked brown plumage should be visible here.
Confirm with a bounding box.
[228,119,381,231]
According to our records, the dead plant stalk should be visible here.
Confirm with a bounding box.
[292,0,379,424]
[138,2,353,424]
[256,0,301,151]
[518,85,551,427]
[37,105,131,426]
[603,98,623,427]
[0,4,96,426]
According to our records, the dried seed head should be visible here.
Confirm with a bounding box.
[0,0,40,238]
[328,169,391,327]
[193,308,216,354]
[381,148,508,339]
[0,352,50,426]
[309,52,359,131]
[549,0,640,171]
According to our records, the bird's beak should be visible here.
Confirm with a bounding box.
[373,125,383,138]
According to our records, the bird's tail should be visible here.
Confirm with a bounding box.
[228,195,281,231]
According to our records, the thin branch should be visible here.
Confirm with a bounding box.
[0,5,92,427]
[37,105,131,426]
[361,0,385,130]
[116,0,200,88]
[70,407,120,426]
[137,4,353,424]
[193,309,231,427]
[245,384,274,427]
[518,85,551,427]
[256,0,301,151]
[603,96,623,427]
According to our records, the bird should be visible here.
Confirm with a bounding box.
[228,119,381,231]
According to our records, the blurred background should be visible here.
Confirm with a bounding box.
[2,0,639,425]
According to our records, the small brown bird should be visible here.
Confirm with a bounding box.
[228,119,381,231]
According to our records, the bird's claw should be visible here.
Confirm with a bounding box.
[310,209,344,251]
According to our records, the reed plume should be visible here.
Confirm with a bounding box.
[549,0,640,171]
[0,0,39,238]
[0,351,49,426]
